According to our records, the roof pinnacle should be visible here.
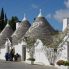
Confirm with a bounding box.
[37,9,43,17]
[22,14,27,21]
[6,21,10,27]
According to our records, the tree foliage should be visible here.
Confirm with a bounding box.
[0,8,5,31]
[0,8,8,32]
[9,16,19,31]
[0,8,19,32]
[4,13,8,26]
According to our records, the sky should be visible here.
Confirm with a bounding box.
[0,0,69,31]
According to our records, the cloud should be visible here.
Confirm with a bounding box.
[53,9,69,22]
[46,14,52,18]
[47,0,69,23]
[32,4,39,9]
[64,0,69,8]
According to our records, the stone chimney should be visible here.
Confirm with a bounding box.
[16,21,21,29]
[62,18,69,32]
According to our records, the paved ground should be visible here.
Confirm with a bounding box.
[0,60,58,69]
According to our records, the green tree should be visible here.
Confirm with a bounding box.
[0,8,5,30]
[4,13,8,26]
[9,16,19,31]
[1,8,4,20]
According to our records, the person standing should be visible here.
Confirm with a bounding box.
[10,47,15,61]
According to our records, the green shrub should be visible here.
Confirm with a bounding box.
[64,61,69,66]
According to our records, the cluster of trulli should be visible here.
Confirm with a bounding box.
[0,9,64,49]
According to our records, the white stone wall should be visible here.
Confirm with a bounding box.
[0,39,67,66]
[0,40,50,65]
[55,43,68,69]
[14,43,31,62]
[55,44,67,63]
[0,48,6,60]
[0,40,11,60]
[34,39,50,65]
[14,44,22,57]
[14,41,27,61]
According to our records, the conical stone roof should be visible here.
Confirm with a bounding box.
[0,23,13,48]
[24,10,55,46]
[12,16,31,45]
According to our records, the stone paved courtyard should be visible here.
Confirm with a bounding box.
[0,60,58,69]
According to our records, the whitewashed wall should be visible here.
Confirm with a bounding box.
[1,38,68,67]
[0,40,11,60]
[0,48,6,60]
[34,39,50,65]
[14,41,26,61]
[56,44,67,63]
[14,44,22,59]
[0,39,50,65]
[55,43,68,69]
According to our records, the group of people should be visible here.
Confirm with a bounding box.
[5,48,21,61]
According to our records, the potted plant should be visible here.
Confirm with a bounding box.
[27,58,35,65]
[56,60,64,66]
[57,60,69,66]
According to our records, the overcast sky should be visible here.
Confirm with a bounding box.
[0,0,69,31]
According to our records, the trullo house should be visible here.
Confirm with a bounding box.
[0,22,14,59]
